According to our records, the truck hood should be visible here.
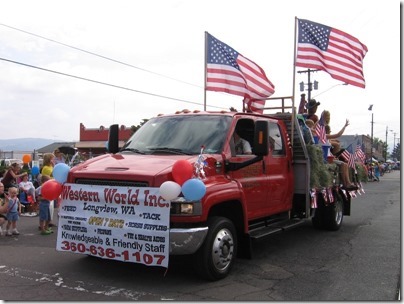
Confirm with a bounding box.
[69,153,197,186]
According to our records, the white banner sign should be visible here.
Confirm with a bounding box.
[56,183,171,268]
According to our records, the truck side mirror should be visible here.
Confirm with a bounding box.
[108,124,120,154]
[253,120,269,156]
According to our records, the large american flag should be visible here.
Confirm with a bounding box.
[206,33,275,113]
[315,113,327,144]
[296,19,368,88]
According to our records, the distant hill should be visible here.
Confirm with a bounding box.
[0,138,69,151]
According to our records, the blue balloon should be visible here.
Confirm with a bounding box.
[31,166,40,175]
[182,179,206,201]
[53,163,70,184]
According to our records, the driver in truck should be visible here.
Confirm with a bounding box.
[233,130,252,155]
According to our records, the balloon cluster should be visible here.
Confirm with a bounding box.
[22,153,39,175]
[22,153,41,175]
[159,159,206,201]
[41,163,70,201]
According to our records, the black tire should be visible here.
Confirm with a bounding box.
[311,207,325,229]
[324,193,344,231]
[312,192,326,229]
[194,216,237,281]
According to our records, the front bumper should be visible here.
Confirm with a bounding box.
[169,227,208,255]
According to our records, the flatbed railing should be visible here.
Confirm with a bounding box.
[261,96,294,114]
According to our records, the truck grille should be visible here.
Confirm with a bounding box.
[75,179,148,187]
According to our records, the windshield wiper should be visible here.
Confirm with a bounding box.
[120,148,145,154]
[148,147,192,155]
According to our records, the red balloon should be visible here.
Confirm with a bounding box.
[172,160,194,185]
[41,180,63,200]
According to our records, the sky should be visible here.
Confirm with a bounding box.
[0,0,401,152]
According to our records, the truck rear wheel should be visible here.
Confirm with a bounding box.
[312,192,344,231]
[194,216,237,281]
[312,192,326,229]
[312,207,325,229]
[324,193,344,231]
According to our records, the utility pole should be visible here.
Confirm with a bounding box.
[393,132,397,156]
[297,69,319,101]
[390,129,395,159]
[385,126,388,161]
[368,105,374,161]
[371,112,374,161]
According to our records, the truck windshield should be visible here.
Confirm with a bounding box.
[121,115,232,155]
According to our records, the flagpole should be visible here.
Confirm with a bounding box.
[291,16,299,146]
[204,31,208,111]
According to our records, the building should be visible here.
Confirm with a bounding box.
[37,142,76,155]
[339,134,384,161]
[74,123,133,157]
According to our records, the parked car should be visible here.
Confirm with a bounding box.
[1,159,23,167]
[393,161,400,170]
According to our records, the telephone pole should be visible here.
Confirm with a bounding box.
[368,105,374,162]
[385,126,388,161]
[297,69,320,101]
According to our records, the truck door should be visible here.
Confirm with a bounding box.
[228,118,269,220]
[265,121,293,214]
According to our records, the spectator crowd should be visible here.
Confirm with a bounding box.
[0,149,64,236]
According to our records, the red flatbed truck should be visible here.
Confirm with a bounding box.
[63,105,354,280]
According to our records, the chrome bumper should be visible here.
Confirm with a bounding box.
[169,227,208,255]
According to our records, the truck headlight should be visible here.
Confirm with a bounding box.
[170,197,202,216]
[180,203,194,214]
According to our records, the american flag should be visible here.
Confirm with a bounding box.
[310,189,317,208]
[341,143,356,169]
[206,33,275,114]
[242,97,266,114]
[355,142,366,163]
[327,188,334,203]
[347,153,356,170]
[296,19,368,88]
[315,113,327,144]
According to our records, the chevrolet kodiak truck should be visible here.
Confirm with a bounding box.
[64,106,353,281]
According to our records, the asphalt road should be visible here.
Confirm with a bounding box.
[0,170,400,301]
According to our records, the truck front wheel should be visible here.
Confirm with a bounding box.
[194,216,237,281]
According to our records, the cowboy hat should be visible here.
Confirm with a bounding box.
[306,99,320,109]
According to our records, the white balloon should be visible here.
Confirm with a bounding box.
[159,181,181,201]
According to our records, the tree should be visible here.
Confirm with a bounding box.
[392,142,401,161]
[372,137,385,159]
[130,119,149,135]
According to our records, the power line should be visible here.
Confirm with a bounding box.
[0,23,202,89]
[0,56,228,109]
[0,23,239,111]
